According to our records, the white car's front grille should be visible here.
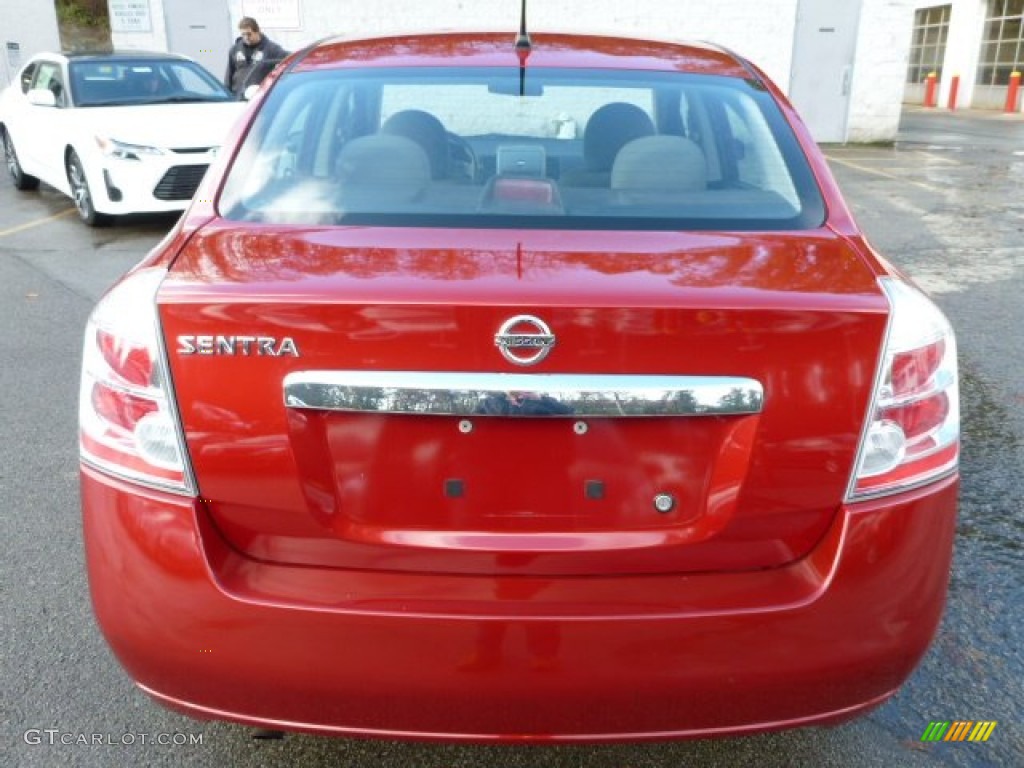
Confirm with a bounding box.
[153,164,208,201]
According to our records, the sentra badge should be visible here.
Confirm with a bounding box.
[177,335,300,357]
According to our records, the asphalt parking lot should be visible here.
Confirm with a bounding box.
[1,107,1022,767]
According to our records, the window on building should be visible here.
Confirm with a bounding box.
[978,0,1024,85]
[907,5,952,84]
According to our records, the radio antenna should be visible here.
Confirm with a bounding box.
[514,0,531,96]
[515,0,531,52]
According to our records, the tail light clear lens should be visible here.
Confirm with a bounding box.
[79,267,194,494]
[848,278,959,500]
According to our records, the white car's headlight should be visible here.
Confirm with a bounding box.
[95,136,166,161]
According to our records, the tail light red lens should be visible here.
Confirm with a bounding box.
[848,278,959,499]
[91,382,158,431]
[79,268,194,494]
[890,339,945,397]
[97,328,154,388]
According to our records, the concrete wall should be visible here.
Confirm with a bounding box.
[109,0,929,138]
[848,0,916,142]
[939,0,993,109]
[0,2,61,85]
[223,0,801,92]
[112,0,800,108]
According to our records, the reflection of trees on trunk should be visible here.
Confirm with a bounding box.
[317,386,464,415]
[299,382,757,418]
[177,229,876,300]
[314,33,747,78]
[673,390,702,414]
[717,386,763,413]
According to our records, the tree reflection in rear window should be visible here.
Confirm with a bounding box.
[219,67,825,230]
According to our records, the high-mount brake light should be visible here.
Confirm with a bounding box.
[847,278,959,500]
[79,267,194,494]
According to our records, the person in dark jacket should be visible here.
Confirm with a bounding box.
[225,17,288,97]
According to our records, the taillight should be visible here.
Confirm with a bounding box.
[79,267,194,494]
[847,278,959,499]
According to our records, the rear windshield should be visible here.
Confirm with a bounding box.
[219,67,825,230]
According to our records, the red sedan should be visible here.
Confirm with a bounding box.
[79,30,959,742]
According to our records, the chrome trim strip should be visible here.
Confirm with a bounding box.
[153,291,199,497]
[80,454,197,497]
[283,371,763,418]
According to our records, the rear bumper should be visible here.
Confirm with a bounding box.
[81,465,957,742]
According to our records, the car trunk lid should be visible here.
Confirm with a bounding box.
[160,224,887,576]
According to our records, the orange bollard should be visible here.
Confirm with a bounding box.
[1006,71,1021,113]
[924,72,938,108]
[947,75,960,110]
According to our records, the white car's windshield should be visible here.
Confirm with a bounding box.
[70,59,233,107]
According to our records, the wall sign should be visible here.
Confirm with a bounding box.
[6,42,20,71]
[110,0,153,33]
[240,0,302,30]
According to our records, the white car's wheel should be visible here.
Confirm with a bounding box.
[2,127,40,191]
[66,150,110,226]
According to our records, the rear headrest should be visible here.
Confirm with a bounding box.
[336,134,430,203]
[381,109,449,180]
[583,103,655,171]
[611,135,707,192]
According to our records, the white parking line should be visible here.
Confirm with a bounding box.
[824,154,942,193]
[0,207,77,238]
[910,149,963,165]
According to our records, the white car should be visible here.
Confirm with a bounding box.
[0,51,246,225]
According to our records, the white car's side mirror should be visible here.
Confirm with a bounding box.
[242,84,260,101]
[27,88,57,107]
